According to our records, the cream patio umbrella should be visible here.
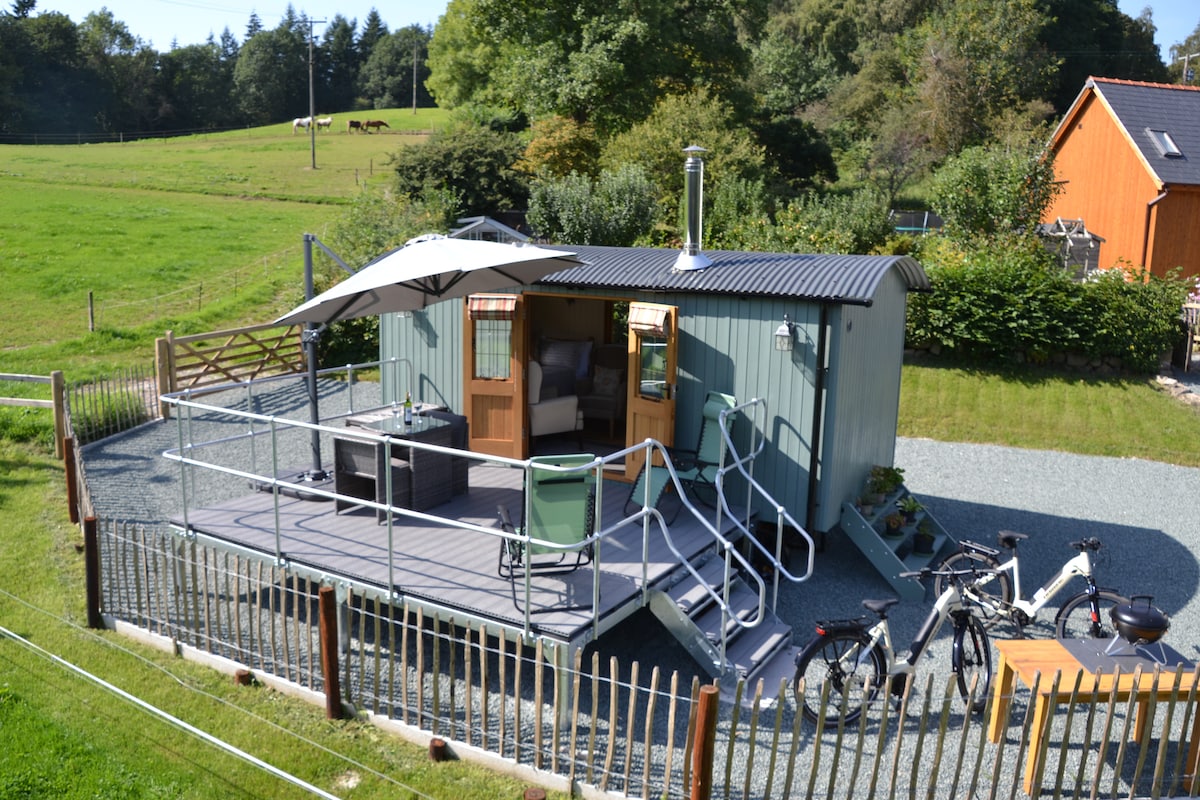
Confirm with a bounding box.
[276,235,582,480]
[277,236,582,327]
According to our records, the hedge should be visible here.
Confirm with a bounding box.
[906,237,1193,374]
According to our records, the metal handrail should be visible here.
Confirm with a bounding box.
[160,383,781,656]
[712,398,816,610]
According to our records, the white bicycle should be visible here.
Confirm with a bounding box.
[794,567,991,726]
[933,531,1129,639]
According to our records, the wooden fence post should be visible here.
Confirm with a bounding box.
[690,683,720,800]
[63,436,79,524]
[83,516,103,629]
[155,333,173,419]
[50,370,65,459]
[318,585,343,719]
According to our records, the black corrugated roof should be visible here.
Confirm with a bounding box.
[1086,77,1200,187]
[535,245,928,306]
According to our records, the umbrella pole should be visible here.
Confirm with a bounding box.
[303,234,328,481]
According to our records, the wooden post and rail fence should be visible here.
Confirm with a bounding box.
[0,370,66,458]
[154,323,305,417]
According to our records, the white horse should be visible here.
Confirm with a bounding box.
[292,116,312,133]
[315,116,333,131]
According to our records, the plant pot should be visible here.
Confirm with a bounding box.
[882,514,905,538]
[913,533,936,555]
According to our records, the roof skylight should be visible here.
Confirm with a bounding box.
[1147,128,1183,158]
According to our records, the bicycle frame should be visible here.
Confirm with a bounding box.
[851,579,972,681]
[967,545,1095,621]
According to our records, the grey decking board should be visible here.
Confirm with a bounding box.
[170,464,729,643]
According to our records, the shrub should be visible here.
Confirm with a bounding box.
[389,121,528,217]
[770,188,894,254]
[907,238,1192,372]
[527,166,658,246]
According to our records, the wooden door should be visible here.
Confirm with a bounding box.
[464,293,527,459]
[624,302,678,478]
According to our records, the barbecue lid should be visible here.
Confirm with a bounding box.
[1109,596,1170,644]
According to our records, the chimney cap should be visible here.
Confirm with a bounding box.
[683,144,707,155]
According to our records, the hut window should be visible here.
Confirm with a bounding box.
[1146,128,1183,158]
[469,295,516,379]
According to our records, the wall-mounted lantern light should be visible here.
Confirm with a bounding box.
[774,314,794,351]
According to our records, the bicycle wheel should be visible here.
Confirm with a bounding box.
[934,550,1012,629]
[793,630,886,726]
[1054,589,1129,640]
[952,614,992,714]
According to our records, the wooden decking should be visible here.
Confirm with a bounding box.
[171,461,725,646]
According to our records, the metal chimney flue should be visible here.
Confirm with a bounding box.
[674,145,712,272]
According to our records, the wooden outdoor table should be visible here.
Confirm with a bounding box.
[987,638,1200,795]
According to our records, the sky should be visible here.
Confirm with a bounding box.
[35,0,1200,59]
[39,0,451,49]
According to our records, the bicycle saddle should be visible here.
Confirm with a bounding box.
[997,530,1028,549]
[863,598,901,617]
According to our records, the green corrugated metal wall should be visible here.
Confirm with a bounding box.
[379,277,909,534]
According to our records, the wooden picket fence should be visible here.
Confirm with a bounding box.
[84,517,1200,799]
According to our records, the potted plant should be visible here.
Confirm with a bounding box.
[869,465,905,500]
[913,518,937,554]
[897,494,923,524]
[856,494,876,516]
[883,512,905,537]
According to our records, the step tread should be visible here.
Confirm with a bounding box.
[667,556,728,615]
[724,619,794,678]
[692,580,760,640]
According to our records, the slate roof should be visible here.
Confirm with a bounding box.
[536,245,928,307]
[1070,77,1200,187]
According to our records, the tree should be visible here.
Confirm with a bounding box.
[320,15,359,111]
[1167,13,1200,83]
[156,39,237,129]
[78,10,157,131]
[436,0,767,136]
[930,137,1060,242]
[232,11,309,124]
[8,0,35,18]
[389,120,528,217]
[600,90,766,232]
[517,116,602,179]
[357,9,388,58]
[425,0,505,109]
[1040,0,1165,112]
[909,0,1057,155]
[358,25,431,109]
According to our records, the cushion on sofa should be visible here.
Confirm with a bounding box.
[593,365,623,397]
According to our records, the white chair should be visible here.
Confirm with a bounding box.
[528,360,582,442]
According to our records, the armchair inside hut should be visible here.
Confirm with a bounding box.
[576,343,627,439]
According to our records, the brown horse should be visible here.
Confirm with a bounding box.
[362,119,390,133]
[347,119,362,133]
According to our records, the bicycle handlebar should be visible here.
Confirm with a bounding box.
[1070,537,1102,551]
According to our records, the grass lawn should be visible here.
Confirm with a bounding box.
[899,359,1200,468]
[0,439,564,800]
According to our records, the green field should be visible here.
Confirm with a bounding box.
[0,109,449,380]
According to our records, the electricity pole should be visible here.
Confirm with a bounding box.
[308,17,327,169]
[1174,49,1200,83]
